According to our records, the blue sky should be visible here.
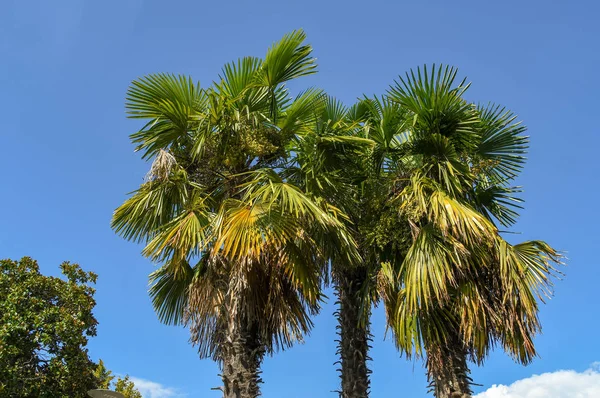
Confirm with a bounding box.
[1,0,598,396]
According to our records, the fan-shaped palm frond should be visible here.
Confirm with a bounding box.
[111,174,190,243]
[148,259,196,325]
[399,224,461,310]
[257,29,317,88]
[142,205,213,262]
[277,88,326,135]
[388,65,478,153]
[126,74,206,158]
[472,183,523,227]
[475,103,528,180]
[219,57,264,100]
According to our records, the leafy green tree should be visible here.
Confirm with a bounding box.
[112,30,356,398]
[92,360,142,398]
[114,375,142,398]
[93,359,115,389]
[0,257,99,398]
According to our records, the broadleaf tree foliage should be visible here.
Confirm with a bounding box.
[0,257,142,398]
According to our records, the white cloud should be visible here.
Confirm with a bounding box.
[474,364,600,398]
[129,377,184,398]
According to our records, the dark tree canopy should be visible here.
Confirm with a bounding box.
[0,257,99,397]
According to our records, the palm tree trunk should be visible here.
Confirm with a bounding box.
[220,303,265,398]
[336,267,372,398]
[426,331,472,398]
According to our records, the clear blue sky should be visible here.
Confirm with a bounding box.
[1,1,598,397]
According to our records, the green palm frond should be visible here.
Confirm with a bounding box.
[362,96,408,149]
[399,224,461,311]
[323,96,349,127]
[316,135,375,148]
[148,259,196,325]
[111,176,190,243]
[241,168,343,224]
[406,133,473,195]
[142,204,213,262]
[258,29,317,88]
[278,88,326,135]
[346,98,370,124]
[358,96,411,175]
[219,56,264,100]
[475,103,528,180]
[388,65,479,154]
[472,183,523,227]
[126,73,206,158]
[254,29,317,119]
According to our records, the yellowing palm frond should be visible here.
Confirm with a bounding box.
[496,238,562,309]
[215,200,291,259]
[399,224,461,311]
[142,206,213,262]
[428,190,496,243]
[400,174,497,245]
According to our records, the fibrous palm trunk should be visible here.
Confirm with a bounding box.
[426,331,472,398]
[220,303,265,398]
[336,267,372,398]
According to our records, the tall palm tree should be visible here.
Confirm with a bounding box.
[112,31,356,398]
[288,96,412,397]
[290,66,561,398]
[291,98,373,397]
[378,65,562,398]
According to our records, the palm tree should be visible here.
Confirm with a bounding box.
[288,96,412,397]
[112,30,356,398]
[378,65,562,397]
[289,65,561,398]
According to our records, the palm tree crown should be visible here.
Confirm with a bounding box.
[112,30,357,397]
